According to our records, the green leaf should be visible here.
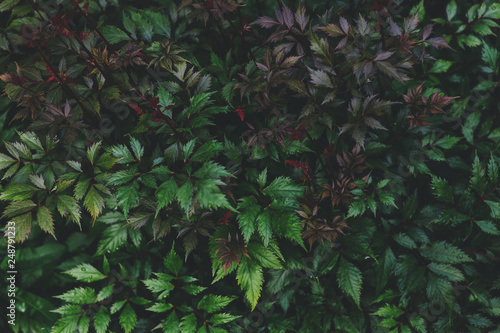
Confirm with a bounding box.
[429,60,453,73]
[237,196,260,242]
[257,168,267,188]
[147,302,173,313]
[420,241,473,264]
[87,142,102,165]
[431,176,454,202]
[57,195,81,225]
[51,315,79,333]
[208,313,241,325]
[337,257,363,307]
[393,233,417,249]
[446,0,457,21]
[183,139,197,161]
[101,25,130,44]
[163,311,180,333]
[176,180,193,216]
[156,179,178,213]
[0,0,19,11]
[94,308,111,333]
[191,141,223,163]
[64,263,107,283]
[143,278,174,298]
[470,155,487,196]
[435,136,460,149]
[488,154,499,184]
[97,285,114,301]
[193,162,233,179]
[78,315,90,333]
[0,152,15,169]
[427,262,464,281]
[55,287,96,304]
[116,183,139,217]
[0,183,37,201]
[373,304,404,318]
[84,186,105,222]
[96,224,128,255]
[129,137,144,161]
[37,206,55,238]
[485,200,500,219]
[426,274,453,303]
[165,244,183,276]
[236,258,263,310]
[74,178,90,200]
[248,243,282,269]
[197,295,235,313]
[262,176,304,199]
[119,304,137,333]
[108,170,135,185]
[484,3,500,19]
[2,200,36,218]
[257,209,272,247]
[475,220,500,235]
[180,313,197,333]
[109,144,134,163]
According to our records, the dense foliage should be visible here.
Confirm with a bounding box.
[0,0,499,332]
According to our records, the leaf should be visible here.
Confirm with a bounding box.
[337,257,363,307]
[420,241,473,264]
[208,313,241,325]
[108,170,135,186]
[485,200,500,219]
[475,220,500,235]
[57,195,81,225]
[0,153,15,170]
[446,0,457,21]
[37,206,55,238]
[248,243,282,269]
[427,263,465,281]
[64,264,107,282]
[375,61,407,83]
[55,287,96,304]
[94,308,111,333]
[257,168,267,189]
[2,200,37,218]
[431,176,454,202]
[236,258,263,310]
[180,313,197,333]
[116,183,139,217]
[393,233,417,249]
[165,244,183,276]
[197,295,235,313]
[309,69,333,88]
[262,176,304,199]
[176,180,194,216]
[87,142,102,165]
[0,183,37,201]
[84,186,105,222]
[237,196,260,242]
[119,304,137,333]
[373,304,404,318]
[163,311,180,333]
[51,315,79,333]
[156,179,178,213]
[253,16,279,28]
[96,224,128,256]
[0,0,19,11]
[429,60,453,73]
[101,25,130,44]
[470,155,487,196]
[257,209,272,247]
[129,137,144,161]
[434,136,460,149]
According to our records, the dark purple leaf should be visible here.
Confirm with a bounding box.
[374,51,395,61]
[426,37,451,49]
[282,4,294,29]
[253,16,279,29]
[339,17,350,34]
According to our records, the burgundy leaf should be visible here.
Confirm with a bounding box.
[374,51,395,61]
[339,17,350,34]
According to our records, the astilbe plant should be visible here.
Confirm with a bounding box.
[0,0,499,332]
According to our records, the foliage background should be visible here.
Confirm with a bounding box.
[0,0,499,332]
